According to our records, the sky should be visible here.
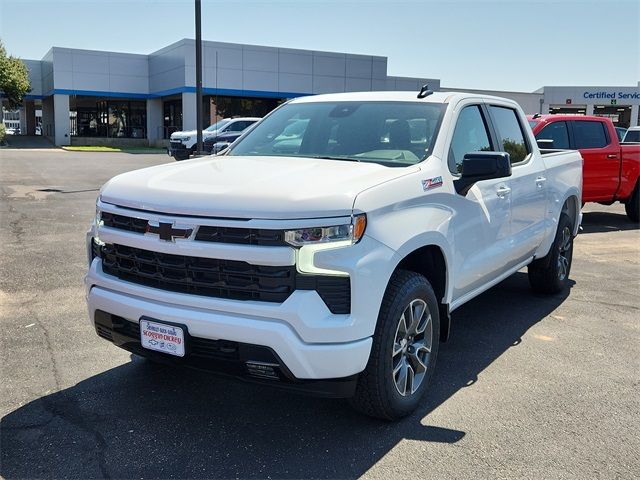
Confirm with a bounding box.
[1,0,638,92]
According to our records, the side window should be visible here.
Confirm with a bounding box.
[489,106,530,164]
[536,121,570,149]
[227,121,249,132]
[449,105,493,174]
[572,121,609,149]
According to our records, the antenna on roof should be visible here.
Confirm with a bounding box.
[532,113,542,119]
[417,84,434,99]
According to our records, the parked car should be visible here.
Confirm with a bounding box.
[622,126,640,144]
[203,122,259,154]
[168,117,260,160]
[528,114,640,221]
[615,127,627,142]
[88,91,582,419]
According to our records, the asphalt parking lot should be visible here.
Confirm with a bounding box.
[1,148,639,479]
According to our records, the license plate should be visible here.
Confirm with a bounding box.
[140,319,185,357]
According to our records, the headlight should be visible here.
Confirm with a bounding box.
[288,214,366,276]
[182,136,190,142]
[285,214,366,247]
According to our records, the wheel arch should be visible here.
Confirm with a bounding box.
[391,243,451,342]
[562,193,581,236]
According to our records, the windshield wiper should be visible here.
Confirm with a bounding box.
[309,155,361,162]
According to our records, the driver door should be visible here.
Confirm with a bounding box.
[448,104,513,302]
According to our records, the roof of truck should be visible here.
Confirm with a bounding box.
[289,91,517,105]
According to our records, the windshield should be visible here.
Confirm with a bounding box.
[528,120,540,129]
[227,101,446,167]
[205,119,231,132]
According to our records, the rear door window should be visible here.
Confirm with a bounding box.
[488,106,530,164]
[536,121,570,149]
[572,121,609,149]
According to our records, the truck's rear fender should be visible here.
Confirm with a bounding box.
[536,150,583,259]
[618,144,640,201]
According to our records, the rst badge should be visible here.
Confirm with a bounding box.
[422,176,443,191]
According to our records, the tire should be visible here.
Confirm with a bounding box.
[624,183,639,222]
[349,270,440,420]
[528,212,574,294]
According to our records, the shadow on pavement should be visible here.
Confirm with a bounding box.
[0,272,571,479]
[580,210,638,234]
[3,135,55,149]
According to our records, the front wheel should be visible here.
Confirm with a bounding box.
[528,212,574,294]
[349,270,440,420]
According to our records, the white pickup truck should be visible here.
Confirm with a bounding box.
[86,90,582,419]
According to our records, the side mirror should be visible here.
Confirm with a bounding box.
[536,138,554,150]
[454,152,512,195]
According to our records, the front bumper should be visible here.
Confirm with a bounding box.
[168,141,190,157]
[93,309,359,397]
[86,279,372,382]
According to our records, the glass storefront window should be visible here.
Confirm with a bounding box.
[70,97,146,138]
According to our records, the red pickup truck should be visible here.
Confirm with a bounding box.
[528,115,640,222]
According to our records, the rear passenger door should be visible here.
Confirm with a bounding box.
[487,103,547,263]
[570,119,619,202]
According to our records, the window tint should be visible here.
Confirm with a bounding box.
[536,121,570,149]
[572,121,609,149]
[449,106,492,174]
[623,130,640,143]
[227,121,251,132]
[489,106,530,164]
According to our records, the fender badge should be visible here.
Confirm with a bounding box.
[422,176,443,191]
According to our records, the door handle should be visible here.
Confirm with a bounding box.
[496,186,511,198]
[536,176,546,188]
[607,154,618,159]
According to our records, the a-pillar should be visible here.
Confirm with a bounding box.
[53,94,70,146]
[181,91,197,131]
[146,98,163,146]
[630,105,639,127]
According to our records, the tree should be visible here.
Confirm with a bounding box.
[0,40,30,109]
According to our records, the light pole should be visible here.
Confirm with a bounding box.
[195,0,203,155]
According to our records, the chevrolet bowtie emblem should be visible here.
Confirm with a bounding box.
[145,221,193,242]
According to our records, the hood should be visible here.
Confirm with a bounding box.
[100,156,417,219]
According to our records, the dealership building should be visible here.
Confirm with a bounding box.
[4,39,639,146]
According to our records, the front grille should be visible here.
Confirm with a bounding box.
[101,211,148,234]
[99,212,287,246]
[101,243,295,303]
[97,243,351,313]
[195,226,286,246]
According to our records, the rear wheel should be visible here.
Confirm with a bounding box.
[349,270,440,420]
[528,212,574,294]
[624,183,639,222]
